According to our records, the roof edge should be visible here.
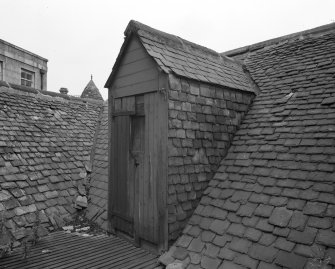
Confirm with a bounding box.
[105,20,260,93]
[0,38,48,62]
[104,32,133,88]
[222,22,335,57]
[0,81,103,105]
[125,20,238,65]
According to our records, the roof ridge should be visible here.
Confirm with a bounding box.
[111,20,257,94]
[0,81,103,105]
[0,38,48,62]
[126,20,239,66]
[222,22,335,57]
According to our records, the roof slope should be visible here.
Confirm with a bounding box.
[0,85,102,241]
[166,28,335,268]
[105,20,256,94]
[86,101,109,230]
[81,77,103,101]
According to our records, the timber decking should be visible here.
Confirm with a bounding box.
[0,231,161,269]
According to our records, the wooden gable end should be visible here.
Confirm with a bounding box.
[110,36,160,98]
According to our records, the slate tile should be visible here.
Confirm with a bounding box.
[307,216,332,229]
[218,246,236,260]
[316,230,335,247]
[326,248,335,266]
[263,187,281,196]
[269,197,288,207]
[318,192,335,204]
[248,188,267,199]
[282,188,300,198]
[231,191,252,203]
[237,203,257,217]
[293,244,315,258]
[189,252,201,265]
[287,199,306,210]
[244,227,262,242]
[257,261,280,269]
[173,247,189,260]
[201,256,220,269]
[3,197,20,210]
[269,207,293,227]
[211,207,228,220]
[313,183,334,193]
[213,234,232,247]
[255,204,274,217]
[223,200,240,212]
[274,250,307,269]
[199,218,213,230]
[188,237,205,252]
[256,219,274,232]
[204,243,220,258]
[303,201,327,216]
[288,227,317,245]
[276,179,296,188]
[259,233,276,246]
[274,237,295,252]
[234,253,259,269]
[229,237,252,254]
[249,244,278,263]
[209,219,230,235]
[177,234,193,248]
[289,211,308,231]
[201,230,216,242]
[188,226,202,237]
[219,261,244,269]
[227,223,246,237]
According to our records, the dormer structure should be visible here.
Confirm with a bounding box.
[105,20,256,252]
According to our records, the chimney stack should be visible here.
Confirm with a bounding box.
[59,87,68,95]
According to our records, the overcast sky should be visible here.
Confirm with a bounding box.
[1,0,334,100]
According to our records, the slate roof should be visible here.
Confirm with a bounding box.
[86,101,109,230]
[0,83,102,242]
[164,25,335,268]
[81,77,104,101]
[105,21,256,94]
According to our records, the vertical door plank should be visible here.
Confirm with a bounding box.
[112,115,133,236]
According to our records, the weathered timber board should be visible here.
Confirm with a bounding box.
[0,231,159,269]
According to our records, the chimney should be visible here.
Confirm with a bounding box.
[59,87,68,95]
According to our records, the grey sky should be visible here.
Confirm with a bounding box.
[1,0,334,100]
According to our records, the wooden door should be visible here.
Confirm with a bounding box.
[111,115,134,236]
[110,92,168,252]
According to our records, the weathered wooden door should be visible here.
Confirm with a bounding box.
[110,92,168,252]
[111,115,134,236]
[111,114,147,240]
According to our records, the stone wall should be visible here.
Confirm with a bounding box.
[167,75,254,243]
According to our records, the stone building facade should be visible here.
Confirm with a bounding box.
[0,39,47,90]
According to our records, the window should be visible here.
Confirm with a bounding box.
[21,69,34,87]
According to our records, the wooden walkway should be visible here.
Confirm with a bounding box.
[0,231,160,269]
